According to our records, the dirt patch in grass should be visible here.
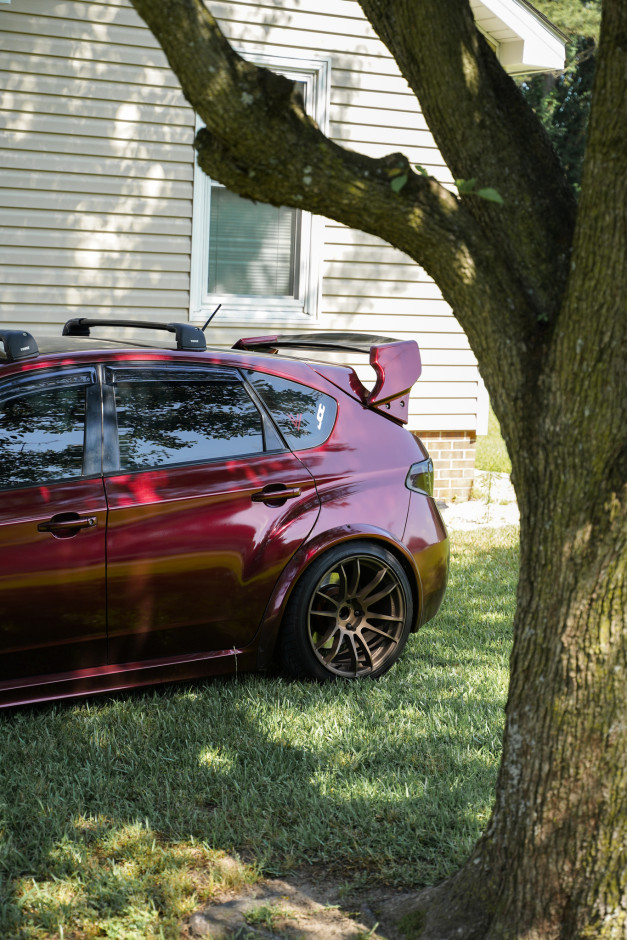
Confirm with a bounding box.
[182,865,433,939]
[439,470,519,531]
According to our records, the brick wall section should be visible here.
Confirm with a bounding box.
[413,431,477,502]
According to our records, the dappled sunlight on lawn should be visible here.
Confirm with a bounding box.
[0,528,518,938]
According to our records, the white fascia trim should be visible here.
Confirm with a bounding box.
[474,0,566,73]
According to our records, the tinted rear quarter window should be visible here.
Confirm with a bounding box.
[247,371,337,449]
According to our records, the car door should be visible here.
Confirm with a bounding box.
[102,363,320,665]
[0,366,107,683]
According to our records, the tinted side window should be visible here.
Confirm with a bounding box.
[247,372,337,449]
[108,368,265,471]
[0,372,91,490]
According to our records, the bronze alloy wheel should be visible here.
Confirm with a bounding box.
[281,542,414,680]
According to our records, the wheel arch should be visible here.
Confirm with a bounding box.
[255,524,423,670]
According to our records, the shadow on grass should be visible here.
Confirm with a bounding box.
[0,528,518,938]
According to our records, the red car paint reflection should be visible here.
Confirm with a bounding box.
[0,328,448,706]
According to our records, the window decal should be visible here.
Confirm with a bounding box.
[247,372,337,450]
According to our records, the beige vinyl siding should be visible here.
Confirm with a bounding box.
[0,0,194,329]
[321,219,472,431]
[0,0,480,434]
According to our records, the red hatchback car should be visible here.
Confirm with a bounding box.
[0,320,448,707]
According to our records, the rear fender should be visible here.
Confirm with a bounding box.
[255,524,423,669]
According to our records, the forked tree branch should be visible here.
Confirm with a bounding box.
[359,0,577,322]
[130,0,526,321]
[129,0,578,402]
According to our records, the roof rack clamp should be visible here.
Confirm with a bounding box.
[0,330,39,362]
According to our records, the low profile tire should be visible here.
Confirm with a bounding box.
[279,541,414,680]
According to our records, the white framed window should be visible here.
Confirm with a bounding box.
[190,53,331,325]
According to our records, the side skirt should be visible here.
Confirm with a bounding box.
[0,647,258,709]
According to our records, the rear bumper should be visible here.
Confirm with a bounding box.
[403,493,449,628]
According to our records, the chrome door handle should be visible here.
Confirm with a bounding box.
[38,515,97,533]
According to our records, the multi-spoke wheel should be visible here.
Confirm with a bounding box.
[280,541,414,679]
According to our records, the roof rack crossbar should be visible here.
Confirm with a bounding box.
[62,318,206,352]
[0,330,39,363]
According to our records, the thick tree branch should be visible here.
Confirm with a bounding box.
[129,0,541,389]
[541,0,627,509]
[359,0,577,329]
[194,129,486,305]
[131,0,497,304]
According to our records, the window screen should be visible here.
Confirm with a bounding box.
[191,63,326,319]
[247,372,337,449]
[208,189,301,298]
[0,374,89,490]
[109,369,265,471]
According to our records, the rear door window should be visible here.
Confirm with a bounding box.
[106,366,266,472]
[246,371,337,449]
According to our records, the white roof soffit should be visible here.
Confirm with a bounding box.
[470,0,567,74]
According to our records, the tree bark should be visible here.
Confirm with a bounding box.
[130,0,627,936]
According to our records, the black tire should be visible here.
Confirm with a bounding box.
[279,540,414,680]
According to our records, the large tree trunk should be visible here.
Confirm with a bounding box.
[410,8,627,935]
[129,0,626,935]
[401,6,627,933]
[411,422,625,938]
[408,435,626,939]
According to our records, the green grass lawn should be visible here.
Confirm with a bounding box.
[0,527,519,940]
[475,405,512,474]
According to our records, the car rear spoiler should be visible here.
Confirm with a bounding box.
[233,332,421,424]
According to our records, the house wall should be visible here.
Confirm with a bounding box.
[0,0,482,500]
[0,0,195,323]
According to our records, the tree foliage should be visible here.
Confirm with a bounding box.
[531,0,601,38]
[521,0,601,194]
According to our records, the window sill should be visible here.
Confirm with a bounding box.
[190,299,316,329]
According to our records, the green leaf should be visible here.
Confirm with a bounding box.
[414,164,429,177]
[455,178,504,204]
[390,173,408,193]
[476,187,504,204]
[455,177,478,194]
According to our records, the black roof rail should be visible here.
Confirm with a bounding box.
[62,318,207,352]
[0,330,39,363]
